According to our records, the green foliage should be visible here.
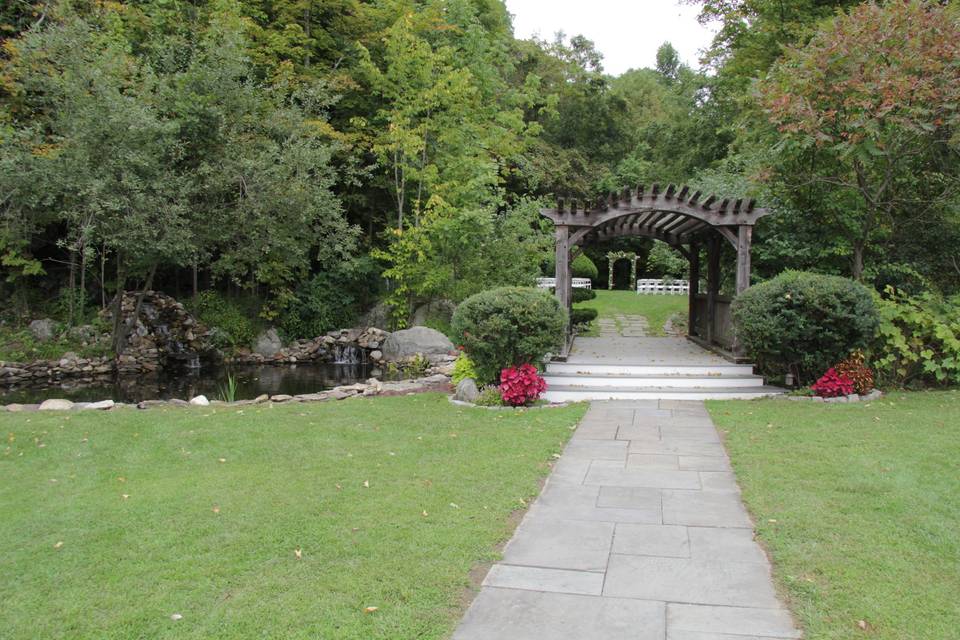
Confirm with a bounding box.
[644,243,688,279]
[0,324,108,362]
[870,291,960,388]
[278,259,380,340]
[732,271,879,383]
[571,288,596,304]
[473,385,507,407]
[451,352,478,385]
[570,308,598,328]
[451,287,565,384]
[572,254,598,281]
[192,291,258,351]
[217,372,239,403]
[375,199,550,328]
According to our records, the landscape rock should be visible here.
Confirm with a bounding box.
[411,299,456,328]
[270,394,294,403]
[253,394,270,404]
[454,378,480,403]
[369,350,383,362]
[84,400,115,411]
[29,318,56,342]
[189,395,210,406]
[254,329,284,357]
[382,327,455,362]
[39,398,74,411]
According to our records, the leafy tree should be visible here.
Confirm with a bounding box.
[757,1,960,280]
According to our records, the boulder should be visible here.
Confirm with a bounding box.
[382,327,455,362]
[369,350,383,362]
[83,400,115,411]
[454,378,480,403]
[357,302,391,330]
[254,328,283,357]
[39,398,74,411]
[411,300,456,328]
[29,318,56,342]
[270,394,294,403]
[189,395,210,406]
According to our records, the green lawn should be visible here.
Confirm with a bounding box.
[0,395,586,639]
[708,391,960,640]
[576,289,687,336]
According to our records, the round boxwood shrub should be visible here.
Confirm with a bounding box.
[732,271,879,383]
[452,287,566,384]
[543,254,599,282]
[571,308,598,327]
[572,288,597,303]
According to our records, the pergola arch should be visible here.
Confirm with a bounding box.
[543,183,773,359]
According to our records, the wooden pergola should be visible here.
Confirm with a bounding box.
[542,184,772,360]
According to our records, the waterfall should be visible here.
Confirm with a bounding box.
[333,344,365,365]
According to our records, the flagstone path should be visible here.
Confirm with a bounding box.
[597,314,649,338]
[453,399,801,640]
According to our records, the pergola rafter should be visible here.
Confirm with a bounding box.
[542,183,773,360]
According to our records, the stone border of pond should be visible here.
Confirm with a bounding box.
[1,374,453,413]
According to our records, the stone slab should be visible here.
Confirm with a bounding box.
[628,440,728,457]
[667,603,800,639]
[662,490,753,528]
[679,455,732,471]
[584,466,702,490]
[454,588,666,640]
[562,439,629,461]
[627,453,680,469]
[698,471,742,493]
[503,517,614,572]
[612,523,690,558]
[483,564,603,596]
[688,527,768,564]
[529,483,661,524]
[603,554,782,608]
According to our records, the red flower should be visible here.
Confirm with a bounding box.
[499,364,548,407]
[811,367,855,398]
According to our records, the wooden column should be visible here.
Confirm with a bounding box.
[554,224,572,319]
[735,225,753,295]
[688,242,700,338]
[706,235,721,345]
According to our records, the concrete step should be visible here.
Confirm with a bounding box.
[546,362,756,377]
[543,372,766,389]
[543,385,785,402]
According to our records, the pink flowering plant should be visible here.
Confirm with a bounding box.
[811,367,855,398]
[499,364,548,407]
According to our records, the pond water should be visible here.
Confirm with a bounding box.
[0,362,385,405]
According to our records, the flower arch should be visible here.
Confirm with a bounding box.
[606,251,638,290]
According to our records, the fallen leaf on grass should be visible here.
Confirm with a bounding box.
[170,613,183,621]
[212,505,220,514]
[857,619,870,631]
[218,458,227,463]
[121,494,130,500]
[53,541,63,550]
[421,510,428,517]
[364,607,378,614]
[449,503,459,509]
[362,480,370,488]
[294,547,303,560]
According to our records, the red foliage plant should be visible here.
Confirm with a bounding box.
[835,351,875,395]
[811,368,855,398]
[500,364,547,407]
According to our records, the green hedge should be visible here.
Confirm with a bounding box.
[543,254,599,282]
[572,288,597,303]
[451,287,565,384]
[732,271,879,383]
[571,308,598,327]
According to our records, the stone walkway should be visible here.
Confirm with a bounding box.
[597,314,649,338]
[453,400,800,640]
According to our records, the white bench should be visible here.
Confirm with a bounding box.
[636,279,689,295]
[536,277,593,290]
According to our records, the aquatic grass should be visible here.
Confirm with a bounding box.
[217,372,239,402]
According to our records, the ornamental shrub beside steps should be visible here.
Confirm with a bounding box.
[452,287,566,384]
[500,364,548,406]
[732,271,879,384]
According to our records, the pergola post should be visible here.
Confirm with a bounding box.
[688,242,700,338]
[555,224,572,317]
[706,236,721,345]
[736,225,753,295]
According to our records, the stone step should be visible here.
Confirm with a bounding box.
[543,385,784,402]
[546,362,756,377]
[543,372,766,389]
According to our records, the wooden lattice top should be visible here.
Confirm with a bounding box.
[540,184,771,246]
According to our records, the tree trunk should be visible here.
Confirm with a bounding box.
[67,246,77,326]
[852,241,865,281]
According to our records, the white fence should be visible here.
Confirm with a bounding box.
[636,279,690,295]
[536,277,593,290]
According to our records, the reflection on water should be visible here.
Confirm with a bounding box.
[0,362,384,404]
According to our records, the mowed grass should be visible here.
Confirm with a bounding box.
[0,394,586,639]
[576,289,687,336]
[708,391,960,639]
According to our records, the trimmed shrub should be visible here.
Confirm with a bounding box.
[571,288,597,303]
[543,254,600,282]
[732,271,879,383]
[452,287,566,384]
[570,308,598,327]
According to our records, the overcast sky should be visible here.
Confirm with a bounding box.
[504,0,717,76]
